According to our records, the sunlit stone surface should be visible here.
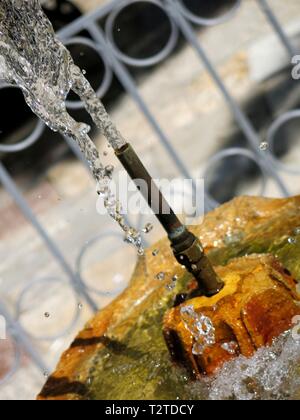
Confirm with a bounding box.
[164,254,299,376]
[38,196,300,400]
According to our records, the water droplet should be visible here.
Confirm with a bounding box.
[97,184,107,197]
[166,283,175,291]
[191,264,198,271]
[223,230,243,245]
[43,371,49,378]
[103,151,108,157]
[288,237,297,245]
[156,272,165,281]
[152,249,159,257]
[105,165,114,178]
[259,142,269,151]
[78,123,91,135]
[44,312,50,318]
[143,223,154,234]
[82,69,87,75]
[78,303,83,310]
[181,305,215,356]
[172,274,178,282]
[221,341,239,355]
[294,227,300,236]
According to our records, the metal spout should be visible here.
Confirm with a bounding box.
[116,143,224,297]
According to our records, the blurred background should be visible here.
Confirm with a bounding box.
[0,0,300,399]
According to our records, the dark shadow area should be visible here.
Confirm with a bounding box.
[39,375,88,399]
[71,334,145,359]
[206,71,300,204]
[182,0,238,19]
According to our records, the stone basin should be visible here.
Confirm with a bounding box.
[38,196,300,400]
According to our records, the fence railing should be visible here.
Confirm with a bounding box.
[0,0,298,391]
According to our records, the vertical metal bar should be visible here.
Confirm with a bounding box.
[87,22,214,212]
[256,0,297,57]
[0,162,98,312]
[63,135,92,171]
[166,0,290,197]
[0,300,49,374]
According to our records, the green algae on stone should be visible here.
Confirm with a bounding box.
[86,274,193,400]
[38,196,300,400]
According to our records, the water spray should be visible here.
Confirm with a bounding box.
[0,0,223,298]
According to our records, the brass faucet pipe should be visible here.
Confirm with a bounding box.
[115,143,224,297]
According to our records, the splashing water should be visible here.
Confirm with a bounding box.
[156,272,165,281]
[180,307,300,399]
[259,142,269,152]
[182,330,300,400]
[221,341,239,355]
[180,305,215,356]
[288,237,297,245]
[0,0,143,254]
[294,227,300,236]
[207,331,300,400]
[142,223,154,234]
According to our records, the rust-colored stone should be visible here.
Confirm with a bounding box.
[163,254,300,377]
[37,196,300,400]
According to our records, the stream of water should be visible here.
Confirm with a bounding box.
[0,0,144,254]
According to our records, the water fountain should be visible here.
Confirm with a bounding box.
[0,0,223,295]
[0,0,299,400]
[38,195,300,400]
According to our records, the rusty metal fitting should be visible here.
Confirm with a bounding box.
[171,230,224,297]
[116,143,223,297]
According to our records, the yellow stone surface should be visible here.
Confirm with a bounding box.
[164,254,300,377]
[38,196,300,400]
